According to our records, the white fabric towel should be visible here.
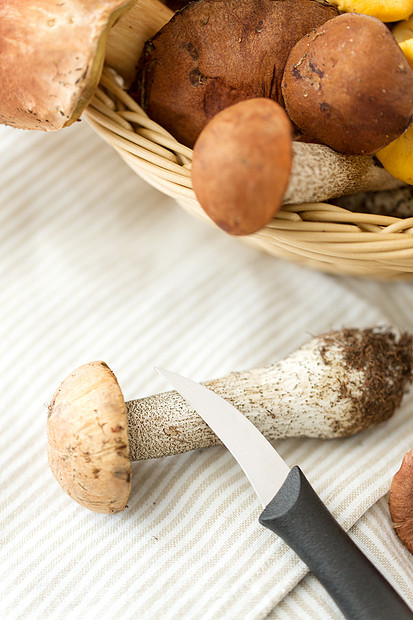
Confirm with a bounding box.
[1,121,413,619]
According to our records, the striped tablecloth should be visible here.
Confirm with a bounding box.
[1,119,413,619]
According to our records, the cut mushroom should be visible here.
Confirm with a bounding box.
[47,327,413,513]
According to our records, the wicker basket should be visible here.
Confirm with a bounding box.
[84,66,413,280]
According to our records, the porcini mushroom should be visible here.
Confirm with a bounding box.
[131,0,339,148]
[191,98,293,235]
[48,327,413,513]
[0,0,173,131]
[283,142,405,205]
[281,13,413,155]
[389,447,413,555]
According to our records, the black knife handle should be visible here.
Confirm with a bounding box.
[259,466,413,620]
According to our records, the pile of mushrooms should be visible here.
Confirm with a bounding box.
[132,0,413,233]
[1,0,412,232]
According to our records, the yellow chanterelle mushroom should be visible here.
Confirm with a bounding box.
[377,128,413,185]
[393,16,413,68]
[329,0,413,22]
[376,17,413,184]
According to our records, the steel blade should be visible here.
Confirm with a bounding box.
[156,368,291,507]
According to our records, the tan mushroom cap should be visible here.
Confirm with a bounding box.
[47,361,131,513]
[0,0,134,131]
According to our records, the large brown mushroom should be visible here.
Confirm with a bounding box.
[281,13,413,155]
[132,0,339,148]
[0,0,173,131]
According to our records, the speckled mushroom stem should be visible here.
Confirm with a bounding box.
[283,142,406,205]
[126,327,413,461]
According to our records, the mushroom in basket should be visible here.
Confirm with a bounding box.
[131,0,413,233]
[0,0,411,237]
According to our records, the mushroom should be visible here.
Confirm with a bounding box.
[283,142,405,205]
[191,98,293,235]
[47,327,413,513]
[0,0,173,131]
[393,15,413,69]
[327,0,413,22]
[131,0,339,148]
[47,361,131,514]
[281,13,413,155]
[376,126,413,186]
[389,447,413,555]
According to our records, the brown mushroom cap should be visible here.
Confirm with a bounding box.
[191,98,293,235]
[281,13,413,155]
[47,361,131,513]
[0,0,134,131]
[389,447,413,555]
[131,0,338,148]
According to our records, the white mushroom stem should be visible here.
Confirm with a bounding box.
[126,327,413,461]
[283,142,406,205]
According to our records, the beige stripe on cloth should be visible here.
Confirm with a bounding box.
[1,121,413,619]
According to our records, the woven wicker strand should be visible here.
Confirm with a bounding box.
[84,66,413,279]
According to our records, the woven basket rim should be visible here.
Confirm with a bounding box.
[84,66,413,279]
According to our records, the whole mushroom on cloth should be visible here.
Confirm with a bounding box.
[47,327,413,513]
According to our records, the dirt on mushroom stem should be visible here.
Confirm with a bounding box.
[124,328,413,463]
[318,328,413,436]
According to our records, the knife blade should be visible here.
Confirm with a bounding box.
[157,367,413,620]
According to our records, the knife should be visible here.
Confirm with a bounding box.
[156,368,413,620]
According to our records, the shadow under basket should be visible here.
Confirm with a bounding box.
[84,66,413,280]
